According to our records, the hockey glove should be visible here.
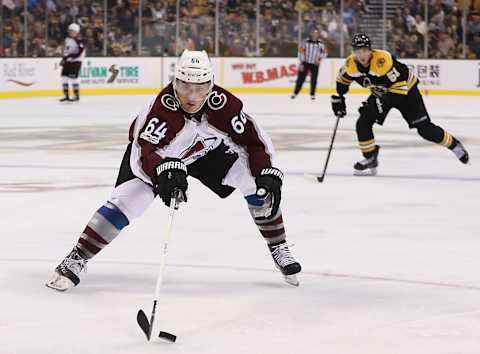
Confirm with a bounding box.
[153,158,188,207]
[255,167,283,219]
[331,95,346,118]
[358,96,386,123]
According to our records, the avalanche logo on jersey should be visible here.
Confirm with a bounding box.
[180,135,220,164]
[161,94,180,111]
[207,91,227,110]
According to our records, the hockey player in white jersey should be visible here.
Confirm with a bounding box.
[46,50,302,291]
[59,23,85,102]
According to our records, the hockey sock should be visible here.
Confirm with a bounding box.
[356,114,377,157]
[62,76,69,98]
[76,202,129,259]
[443,132,457,150]
[358,138,377,158]
[247,201,286,245]
[72,78,80,98]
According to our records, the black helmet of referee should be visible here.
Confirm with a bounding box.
[351,33,371,49]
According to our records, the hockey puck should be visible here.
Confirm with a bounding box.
[159,331,177,342]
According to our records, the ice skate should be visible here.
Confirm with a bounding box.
[59,96,70,102]
[452,140,469,164]
[354,146,379,176]
[268,241,301,286]
[70,90,80,102]
[46,248,88,291]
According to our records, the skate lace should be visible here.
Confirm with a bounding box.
[61,255,87,276]
[271,243,296,268]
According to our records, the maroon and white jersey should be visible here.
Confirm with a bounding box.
[128,83,275,185]
[63,37,85,63]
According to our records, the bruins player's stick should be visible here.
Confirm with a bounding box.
[317,114,341,182]
[137,190,181,343]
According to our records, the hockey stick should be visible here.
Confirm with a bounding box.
[137,190,181,343]
[316,114,341,183]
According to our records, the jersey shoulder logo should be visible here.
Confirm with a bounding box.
[161,94,180,111]
[345,55,361,77]
[207,91,227,110]
[370,50,393,76]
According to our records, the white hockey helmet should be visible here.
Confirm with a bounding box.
[68,23,80,34]
[173,50,214,113]
[174,49,213,84]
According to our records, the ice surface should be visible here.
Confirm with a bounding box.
[1,93,479,354]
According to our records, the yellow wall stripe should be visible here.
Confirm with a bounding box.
[1,87,479,99]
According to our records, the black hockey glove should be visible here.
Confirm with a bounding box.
[153,158,188,207]
[331,95,346,118]
[59,58,66,67]
[358,96,386,123]
[255,167,283,219]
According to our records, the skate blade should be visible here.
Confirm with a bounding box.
[354,167,377,176]
[45,273,75,292]
[283,274,300,287]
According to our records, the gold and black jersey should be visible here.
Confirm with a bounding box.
[336,49,418,96]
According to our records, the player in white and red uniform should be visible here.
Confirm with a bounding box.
[59,23,85,102]
[46,50,302,291]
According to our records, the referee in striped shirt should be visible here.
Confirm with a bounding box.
[291,28,327,100]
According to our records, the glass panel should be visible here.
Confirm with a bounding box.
[341,0,363,55]
[386,1,427,58]
[23,0,47,57]
[1,1,25,56]
[426,0,463,59]
[303,1,343,57]
[260,0,298,57]
[141,0,178,56]
[219,0,257,56]
[106,0,139,56]
[465,3,480,59]
[39,1,105,57]
[177,0,215,56]
[0,1,4,56]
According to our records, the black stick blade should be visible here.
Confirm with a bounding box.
[159,331,177,342]
[137,310,152,341]
[316,175,325,183]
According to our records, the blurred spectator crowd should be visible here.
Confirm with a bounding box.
[388,0,480,59]
[0,0,479,58]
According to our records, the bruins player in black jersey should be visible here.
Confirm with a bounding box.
[331,33,469,175]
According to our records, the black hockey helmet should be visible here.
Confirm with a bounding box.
[351,33,371,49]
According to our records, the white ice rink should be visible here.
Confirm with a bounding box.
[1,93,479,354]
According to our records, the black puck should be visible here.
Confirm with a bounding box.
[159,331,177,342]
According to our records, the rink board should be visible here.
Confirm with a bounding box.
[1,57,479,98]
